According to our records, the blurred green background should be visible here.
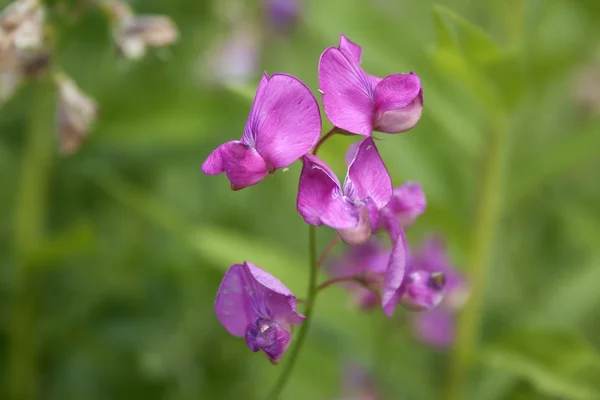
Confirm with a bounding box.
[1,0,600,399]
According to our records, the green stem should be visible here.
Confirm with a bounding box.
[312,127,337,156]
[445,122,507,400]
[8,81,55,400]
[266,225,318,400]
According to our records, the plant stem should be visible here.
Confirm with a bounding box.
[445,122,507,400]
[9,81,55,400]
[316,275,372,292]
[266,225,318,400]
[312,127,337,156]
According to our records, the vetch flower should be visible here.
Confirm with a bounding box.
[297,137,392,246]
[318,34,423,136]
[325,233,408,316]
[338,363,380,400]
[398,269,446,311]
[55,74,99,155]
[214,261,305,364]
[203,72,321,190]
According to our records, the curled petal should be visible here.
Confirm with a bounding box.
[318,47,374,136]
[345,137,392,208]
[373,72,423,134]
[201,141,269,190]
[297,154,358,229]
[381,227,407,316]
[244,73,321,168]
[343,141,361,166]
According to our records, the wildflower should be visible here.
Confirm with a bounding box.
[214,261,305,364]
[318,34,423,136]
[103,0,178,60]
[326,237,391,310]
[55,74,98,155]
[202,72,321,190]
[325,234,407,316]
[297,137,392,246]
[265,0,300,34]
[338,363,380,400]
[409,236,469,348]
[379,181,426,230]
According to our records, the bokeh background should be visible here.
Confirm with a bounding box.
[1,0,600,399]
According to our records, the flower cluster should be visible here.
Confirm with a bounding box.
[0,0,178,154]
[204,34,454,364]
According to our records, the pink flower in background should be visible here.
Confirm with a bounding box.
[214,261,305,364]
[202,72,321,190]
[409,236,469,349]
[318,34,423,136]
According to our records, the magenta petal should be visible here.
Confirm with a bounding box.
[318,47,374,136]
[381,227,407,316]
[367,74,383,88]
[345,138,392,209]
[373,72,423,134]
[338,34,362,64]
[245,73,321,168]
[344,141,361,166]
[214,263,254,336]
[297,154,358,229]
[202,141,269,190]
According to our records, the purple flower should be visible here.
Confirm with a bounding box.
[409,236,469,349]
[265,0,300,33]
[202,72,321,190]
[318,34,423,136]
[214,261,305,364]
[296,137,392,246]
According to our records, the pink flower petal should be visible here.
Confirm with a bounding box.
[246,73,321,168]
[381,226,407,316]
[297,154,359,229]
[318,47,374,136]
[345,137,392,209]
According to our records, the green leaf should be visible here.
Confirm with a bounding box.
[508,121,600,208]
[27,220,96,268]
[432,4,503,66]
[483,329,600,399]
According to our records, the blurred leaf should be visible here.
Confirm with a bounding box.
[27,220,95,268]
[432,4,503,66]
[509,121,600,208]
[483,329,600,399]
